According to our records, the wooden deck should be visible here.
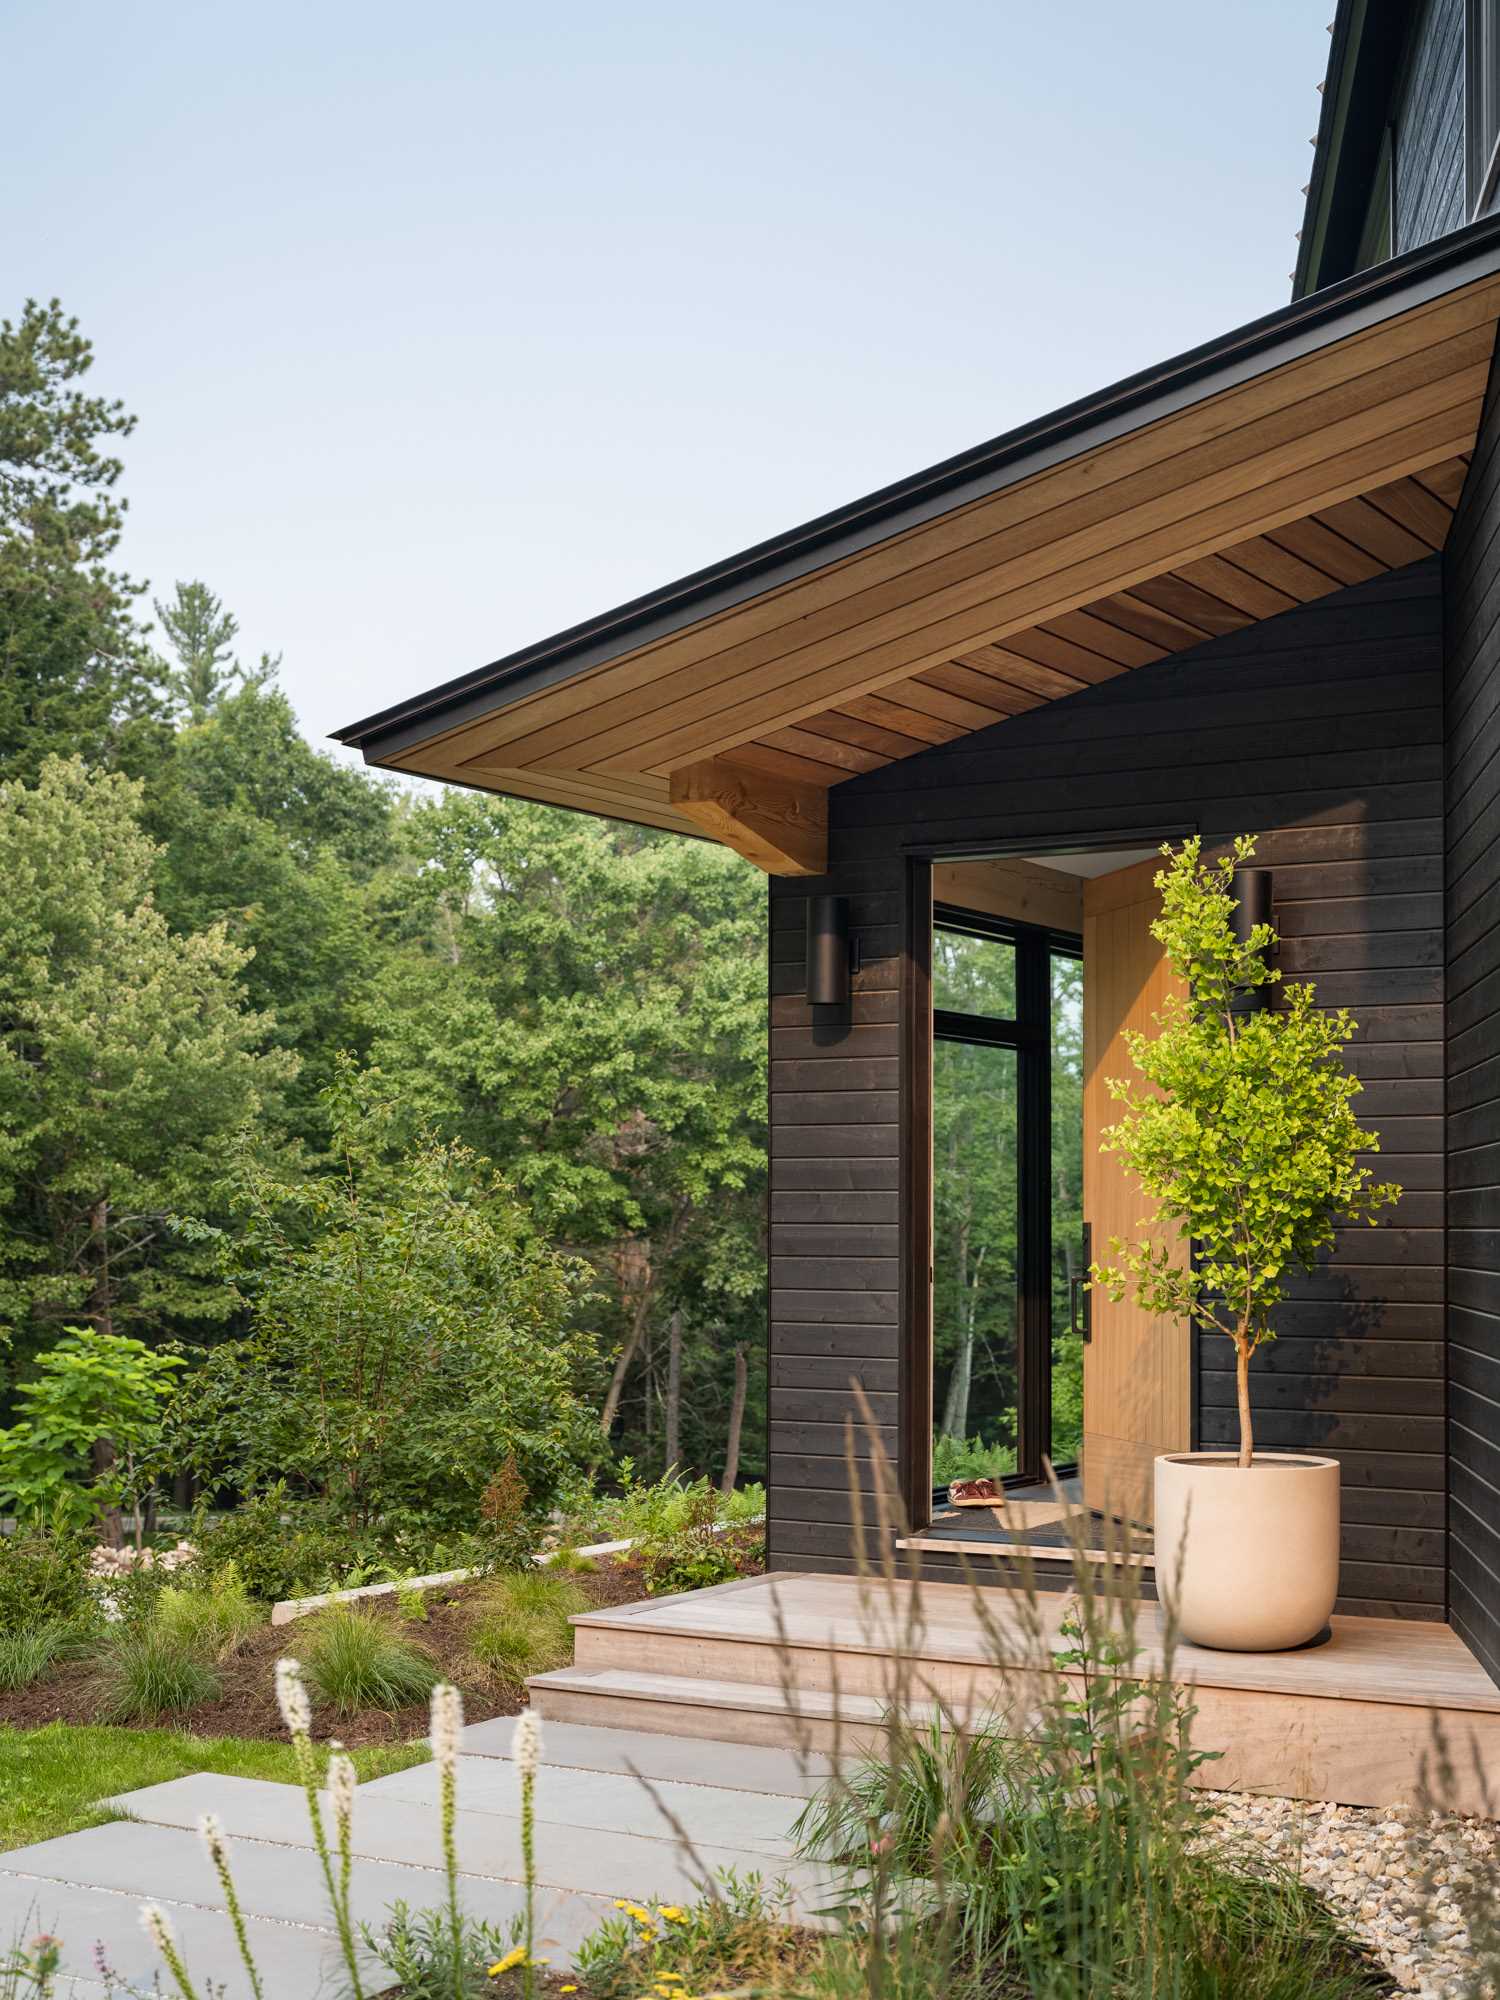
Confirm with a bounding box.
[530,1573,1500,1816]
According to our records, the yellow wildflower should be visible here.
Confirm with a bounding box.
[658,1908,688,1923]
[487,1945,526,1974]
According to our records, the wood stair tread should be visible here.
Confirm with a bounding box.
[528,1665,916,1725]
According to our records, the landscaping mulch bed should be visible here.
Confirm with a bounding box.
[0,1557,654,1749]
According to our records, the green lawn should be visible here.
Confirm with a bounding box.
[0,1724,430,1851]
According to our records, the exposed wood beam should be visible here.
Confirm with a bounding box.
[668,755,828,875]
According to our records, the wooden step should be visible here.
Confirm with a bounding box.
[570,1614,1024,1710]
[546,1576,1500,1814]
[527,1665,913,1755]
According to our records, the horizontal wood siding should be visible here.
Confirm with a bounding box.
[768,856,908,1569]
[1444,355,1500,1686]
[769,561,1446,1618]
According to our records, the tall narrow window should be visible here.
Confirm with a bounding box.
[1469,0,1500,215]
[931,911,1081,1494]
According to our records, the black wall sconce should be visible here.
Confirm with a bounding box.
[807,894,860,1006]
[1229,865,1273,1014]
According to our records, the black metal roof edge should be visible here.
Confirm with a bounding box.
[1293,0,1360,301]
[1294,0,1417,300]
[337,207,1500,761]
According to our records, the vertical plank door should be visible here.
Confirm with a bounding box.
[1081,856,1190,1524]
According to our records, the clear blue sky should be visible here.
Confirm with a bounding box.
[8,1,1332,757]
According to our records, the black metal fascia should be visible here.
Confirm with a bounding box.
[337,206,1500,766]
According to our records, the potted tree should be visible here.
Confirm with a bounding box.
[1091,836,1400,1651]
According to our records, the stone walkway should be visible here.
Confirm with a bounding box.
[0,1720,835,1998]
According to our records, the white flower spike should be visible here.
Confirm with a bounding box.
[274,1656,311,1738]
[512,1707,542,1779]
[139,1902,176,1954]
[196,1812,229,1867]
[326,1750,357,1833]
[430,1681,464,1771]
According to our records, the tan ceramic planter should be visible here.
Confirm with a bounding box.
[1154,1451,1340,1652]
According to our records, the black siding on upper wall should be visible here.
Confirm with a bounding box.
[1395,0,1467,255]
[767,561,1447,1621]
[1445,363,1500,1687]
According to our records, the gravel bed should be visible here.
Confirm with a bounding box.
[1211,1790,1498,1997]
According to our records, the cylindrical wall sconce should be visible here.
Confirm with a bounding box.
[806,894,851,1006]
[1229,865,1273,1014]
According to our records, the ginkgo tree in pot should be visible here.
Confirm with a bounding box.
[1091,836,1400,1652]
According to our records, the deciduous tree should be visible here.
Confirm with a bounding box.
[0,757,292,1352]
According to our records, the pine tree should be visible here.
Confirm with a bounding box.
[0,299,166,779]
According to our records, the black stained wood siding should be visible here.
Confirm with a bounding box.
[1444,359,1500,1687]
[767,561,1447,1620]
[1394,0,1467,255]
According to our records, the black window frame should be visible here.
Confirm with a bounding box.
[931,905,1082,1492]
[1468,0,1500,217]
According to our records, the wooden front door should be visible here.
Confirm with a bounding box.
[1081,857,1189,1524]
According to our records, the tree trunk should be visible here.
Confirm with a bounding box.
[1235,1332,1254,1469]
[600,1245,656,1436]
[940,1236,983,1442]
[91,1439,124,1549]
[663,1309,682,1474]
[88,1198,125,1547]
[721,1343,748,1495]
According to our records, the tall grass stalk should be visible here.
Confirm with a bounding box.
[430,1680,465,2000]
[195,1812,263,2000]
[512,1709,542,2000]
[139,1902,202,2000]
[276,1655,365,1999]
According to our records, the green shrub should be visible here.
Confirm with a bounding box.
[152,1568,259,1662]
[0,1527,94,1635]
[931,1433,1015,1484]
[720,1481,766,1524]
[0,1620,89,1690]
[464,1571,584,1692]
[301,1607,440,1715]
[633,1485,764,1596]
[169,1064,596,1537]
[98,1630,221,1721]
[363,1899,513,1999]
[197,1491,353,1605]
[573,1465,768,1548]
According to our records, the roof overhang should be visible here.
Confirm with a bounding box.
[337,215,1500,874]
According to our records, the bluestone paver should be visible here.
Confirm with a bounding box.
[0,1717,839,1996]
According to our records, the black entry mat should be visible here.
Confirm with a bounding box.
[923,1507,1154,1560]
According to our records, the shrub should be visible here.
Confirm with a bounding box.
[170,1063,596,1537]
[720,1480,766,1524]
[475,1455,538,1571]
[464,1571,585,1692]
[633,1485,764,1596]
[300,1607,440,1715]
[197,1491,354,1605]
[364,1899,512,2000]
[931,1433,1015,1484]
[0,1526,94,1635]
[98,1630,221,1721]
[0,1329,183,1536]
[0,1620,89,1690]
[152,1568,259,1662]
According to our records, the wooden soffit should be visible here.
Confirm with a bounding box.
[338,224,1500,874]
